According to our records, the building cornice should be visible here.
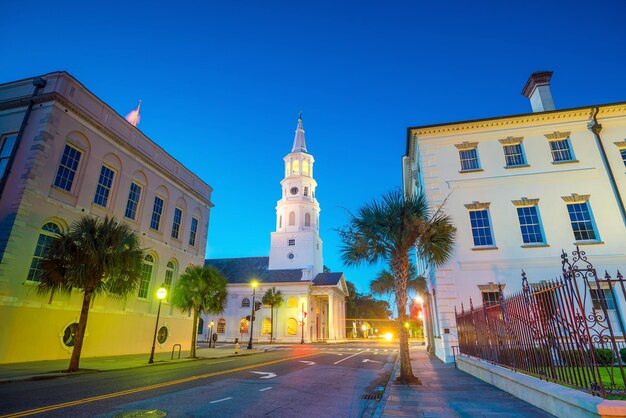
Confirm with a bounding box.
[406,102,626,139]
[511,197,540,207]
[544,131,571,140]
[464,201,491,210]
[498,136,524,145]
[561,193,590,203]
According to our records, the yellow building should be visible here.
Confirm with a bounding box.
[0,72,213,363]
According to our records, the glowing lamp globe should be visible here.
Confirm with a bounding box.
[156,287,167,300]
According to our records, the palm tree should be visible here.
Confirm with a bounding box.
[370,267,426,300]
[262,287,284,343]
[171,265,227,358]
[38,216,144,372]
[339,190,455,384]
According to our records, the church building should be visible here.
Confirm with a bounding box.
[203,116,348,343]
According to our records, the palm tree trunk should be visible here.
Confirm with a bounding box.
[68,290,93,372]
[391,255,420,384]
[270,305,274,344]
[190,308,198,358]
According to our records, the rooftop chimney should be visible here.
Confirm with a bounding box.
[522,71,555,112]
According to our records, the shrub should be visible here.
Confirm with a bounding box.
[594,348,615,366]
[620,348,626,364]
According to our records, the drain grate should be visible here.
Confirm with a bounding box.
[360,392,383,401]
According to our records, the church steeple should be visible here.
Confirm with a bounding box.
[268,115,323,277]
[292,113,307,153]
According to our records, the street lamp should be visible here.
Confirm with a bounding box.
[148,285,167,364]
[361,324,367,339]
[208,320,214,348]
[247,281,258,349]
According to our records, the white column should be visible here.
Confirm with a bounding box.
[341,298,345,339]
[328,293,334,340]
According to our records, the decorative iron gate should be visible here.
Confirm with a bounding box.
[456,247,626,398]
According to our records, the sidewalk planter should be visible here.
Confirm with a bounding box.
[457,354,626,418]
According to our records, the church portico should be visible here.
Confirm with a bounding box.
[204,116,347,344]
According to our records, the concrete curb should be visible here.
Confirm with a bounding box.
[0,350,265,384]
[373,350,401,418]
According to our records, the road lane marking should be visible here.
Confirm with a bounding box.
[259,387,272,392]
[319,352,343,355]
[0,352,319,418]
[298,361,315,365]
[250,371,276,379]
[362,359,383,363]
[210,397,232,404]
[334,350,365,365]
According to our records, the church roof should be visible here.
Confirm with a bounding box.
[312,272,344,286]
[205,256,344,286]
[291,114,307,153]
[205,257,303,283]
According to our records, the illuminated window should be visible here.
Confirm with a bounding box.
[286,318,298,335]
[239,318,249,334]
[302,160,309,176]
[292,160,300,174]
[262,317,272,335]
[0,133,17,185]
[150,196,164,230]
[171,207,183,239]
[189,216,199,246]
[197,317,204,335]
[217,318,226,333]
[305,213,311,227]
[242,298,250,308]
[138,254,154,299]
[54,144,82,191]
[93,165,115,207]
[288,212,295,226]
[287,297,298,308]
[27,222,61,282]
[124,182,142,220]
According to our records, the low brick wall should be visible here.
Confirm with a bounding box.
[457,354,626,418]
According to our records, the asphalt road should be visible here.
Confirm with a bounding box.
[0,342,398,418]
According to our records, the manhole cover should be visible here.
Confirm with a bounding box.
[360,393,383,401]
[114,410,167,418]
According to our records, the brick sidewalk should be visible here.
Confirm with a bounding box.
[377,346,553,417]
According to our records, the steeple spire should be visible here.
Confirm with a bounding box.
[291,113,307,153]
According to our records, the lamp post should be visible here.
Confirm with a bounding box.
[247,281,258,349]
[208,320,214,348]
[148,285,167,364]
[300,301,305,344]
[361,324,367,339]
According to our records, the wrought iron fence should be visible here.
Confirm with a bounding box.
[456,247,626,398]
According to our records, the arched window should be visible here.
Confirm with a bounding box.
[289,212,295,226]
[138,254,154,299]
[197,317,204,335]
[287,318,298,336]
[242,298,250,308]
[302,160,309,176]
[292,160,300,174]
[262,317,272,335]
[164,260,176,295]
[305,213,311,227]
[279,215,282,229]
[217,318,226,333]
[287,297,298,308]
[304,186,308,197]
[27,222,62,282]
[240,318,249,334]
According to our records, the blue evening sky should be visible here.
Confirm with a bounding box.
[2,1,625,294]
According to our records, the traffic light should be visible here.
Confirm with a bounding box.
[254,301,262,311]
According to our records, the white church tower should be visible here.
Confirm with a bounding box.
[268,115,323,278]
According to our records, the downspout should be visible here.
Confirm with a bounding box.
[0,77,47,200]
[587,107,626,227]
